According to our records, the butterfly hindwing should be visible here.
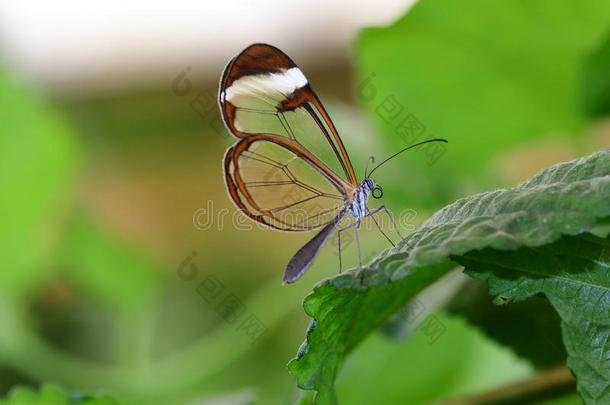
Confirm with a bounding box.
[224,134,350,231]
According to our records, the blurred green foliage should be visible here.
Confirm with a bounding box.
[356,0,610,208]
[335,315,532,404]
[581,31,610,118]
[447,281,567,369]
[0,67,306,404]
[0,70,79,296]
[57,216,162,315]
[0,384,119,405]
[0,384,120,405]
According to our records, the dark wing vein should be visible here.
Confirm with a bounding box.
[239,153,344,200]
[293,206,344,226]
[302,103,351,182]
[246,180,296,187]
[240,151,283,169]
[269,194,321,213]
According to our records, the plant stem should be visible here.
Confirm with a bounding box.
[437,366,576,405]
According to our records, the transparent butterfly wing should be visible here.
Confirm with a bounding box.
[219,43,358,186]
[224,135,351,231]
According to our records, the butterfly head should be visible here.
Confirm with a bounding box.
[362,177,383,199]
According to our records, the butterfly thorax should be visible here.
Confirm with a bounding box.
[348,178,376,222]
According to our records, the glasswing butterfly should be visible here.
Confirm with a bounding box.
[219,43,446,284]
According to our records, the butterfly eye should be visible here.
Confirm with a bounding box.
[372,185,383,199]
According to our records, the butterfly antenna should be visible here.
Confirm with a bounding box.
[364,155,375,178]
[367,138,448,177]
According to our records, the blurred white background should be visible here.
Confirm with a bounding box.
[0,0,414,94]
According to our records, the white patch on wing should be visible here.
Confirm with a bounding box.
[224,67,308,106]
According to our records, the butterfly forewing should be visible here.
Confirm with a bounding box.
[219,43,358,185]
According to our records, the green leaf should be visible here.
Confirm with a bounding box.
[289,262,454,405]
[459,234,610,404]
[289,149,610,404]
[0,384,121,405]
[356,0,610,206]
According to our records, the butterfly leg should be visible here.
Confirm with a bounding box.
[336,220,361,275]
[368,205,403,241]
[385,206,404,240]
[355,221,369,286]
[337,221,356,274]
[336,220,368,285]
[368,209,395,247]
[355,221,362,269]
[337,227,344,274]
